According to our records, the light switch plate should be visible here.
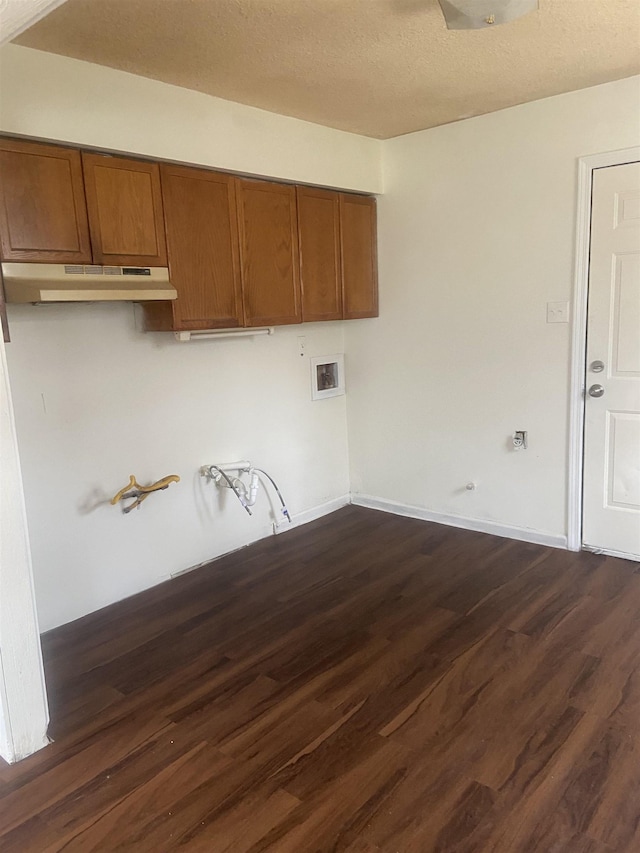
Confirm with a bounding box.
[547,301,569,323]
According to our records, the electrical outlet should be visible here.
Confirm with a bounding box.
[298,336,306,357]
[513,430,528,450]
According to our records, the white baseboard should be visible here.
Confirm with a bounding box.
[175,492,567,583]
[351,494,568,550]
[274,494,351,534]
[170,542,252,578]
[172,495,351,579]
[582,544,639,562]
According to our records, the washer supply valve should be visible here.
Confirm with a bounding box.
[201,461,292,523]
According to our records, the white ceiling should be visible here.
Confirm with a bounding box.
[13,0,640,139]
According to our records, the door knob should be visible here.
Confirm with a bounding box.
[588,384,605,398]
[590,360,605,373]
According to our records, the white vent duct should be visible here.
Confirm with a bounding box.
[437,0,538,29]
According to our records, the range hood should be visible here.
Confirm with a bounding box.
[2,263,177,303]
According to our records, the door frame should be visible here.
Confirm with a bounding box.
[567,146,640,552]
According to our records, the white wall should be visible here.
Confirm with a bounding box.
[6,305,350,631]
[3,42,640,632]
[346,76,640,543]
[0,45,380,632]
[0,45,383,192]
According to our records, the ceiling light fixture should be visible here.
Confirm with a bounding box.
[437,0,539,30]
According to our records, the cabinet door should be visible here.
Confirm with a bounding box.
[82,152,167,266]
[236,179,301,326]
[153,164,243,330]
[340,193,378,319]
[0,138,91,263]
[297,186,342,322]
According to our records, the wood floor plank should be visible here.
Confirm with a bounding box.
[1,506,639,851]
[0,710,173,835]
[249,740,409,852]
[41,745,235,852]
[463,710,609,852]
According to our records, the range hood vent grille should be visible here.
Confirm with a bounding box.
[63,264,124,276]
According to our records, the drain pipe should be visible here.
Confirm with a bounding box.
[202,461,291,523]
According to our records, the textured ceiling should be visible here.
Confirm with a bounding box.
[13,0,640,139]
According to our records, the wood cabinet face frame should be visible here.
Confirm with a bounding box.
[0,135,378,330]
[340,192,379,320]
[297,185,343,322]
[82,152,168,267]
[144,163,243,331]
[236,178,302,327]
[0,137,92,263]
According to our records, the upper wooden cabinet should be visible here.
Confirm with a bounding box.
[0,138,92,263]
[297,186,342,322]
[82,152,167,267]
[0,135,378,329]
[298,188,378,322]
[236,179,301,327]
[143,164,243,332]
[340,193,378,320]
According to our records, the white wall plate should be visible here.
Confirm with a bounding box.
[310,354,345,400]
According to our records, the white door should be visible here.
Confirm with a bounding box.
[583,161,640,559]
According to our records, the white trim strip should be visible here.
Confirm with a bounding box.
[0,0,70,47]
[274,494,351,534]
[582,544,639,563]
[0,336,50,763]
[352,494,567,550]
[568,146,640,552]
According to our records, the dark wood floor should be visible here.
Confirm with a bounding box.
[1,506,639,852]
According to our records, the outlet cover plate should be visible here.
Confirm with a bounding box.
[310,354,345,400]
